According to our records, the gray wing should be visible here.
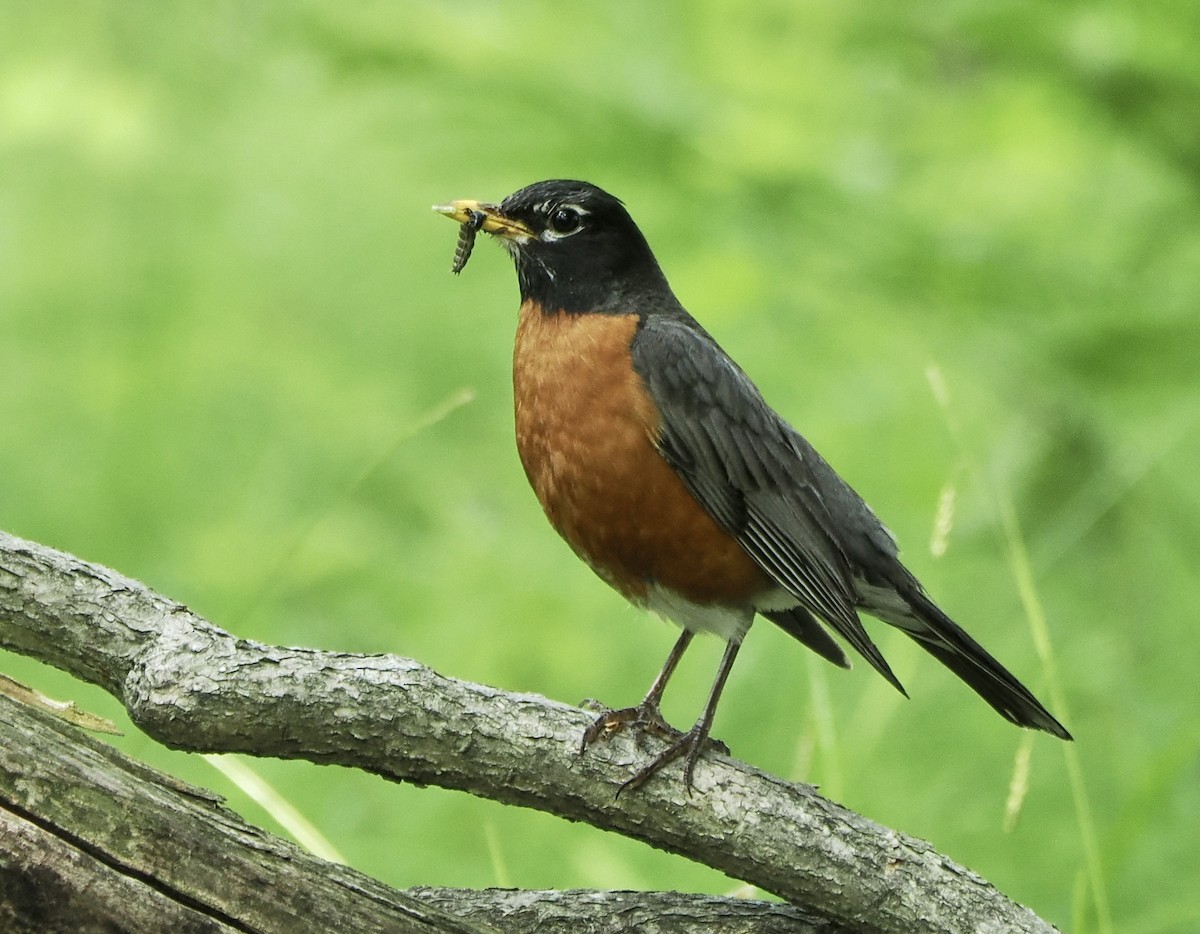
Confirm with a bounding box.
[631,314,903,691]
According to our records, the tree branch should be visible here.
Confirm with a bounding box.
[0,684,823,933]
[0,530,1058,933]
[0,688,497,934]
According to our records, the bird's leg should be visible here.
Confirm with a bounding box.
[581,629,694,751]
[619,638,741,795]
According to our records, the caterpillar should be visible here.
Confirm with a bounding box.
[451,210,486,275]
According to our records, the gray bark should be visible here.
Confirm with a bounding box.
[0,530,1058,933]
[0,687,823,933]
[0,687,496,933]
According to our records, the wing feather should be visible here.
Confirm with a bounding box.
[631,315,902,689]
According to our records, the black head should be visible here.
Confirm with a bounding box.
[438,180,680,315]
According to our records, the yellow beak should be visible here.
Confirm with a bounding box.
[432,199,535,241]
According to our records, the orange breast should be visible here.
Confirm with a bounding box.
[512,301,771,608]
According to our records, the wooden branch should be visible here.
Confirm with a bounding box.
[0,689,497,933]
[0,686,822,933]
[409,887,832,932]
[0,531,1059,933]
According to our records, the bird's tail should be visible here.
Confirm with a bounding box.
[882,588,1072,740]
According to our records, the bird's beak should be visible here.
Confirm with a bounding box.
[432,200,534,241]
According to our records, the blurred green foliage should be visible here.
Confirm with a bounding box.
[2,2,1197,930]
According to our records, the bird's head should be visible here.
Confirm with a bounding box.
[435,179,676,314]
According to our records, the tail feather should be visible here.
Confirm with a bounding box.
[763,607,852,671]
[764,606,909,697]
[895,590,1072,740]
[764,582,1071,740]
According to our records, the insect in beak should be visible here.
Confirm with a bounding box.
[450,210,486,275]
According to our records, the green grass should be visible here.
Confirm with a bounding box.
[3,2,1199,929]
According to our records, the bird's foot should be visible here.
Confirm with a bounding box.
[580,700,729,794]
[579,699,680,751]
[618,722,721,796]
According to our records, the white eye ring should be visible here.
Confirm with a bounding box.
[542,204,588,241]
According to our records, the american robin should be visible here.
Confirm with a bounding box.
[434,179,1071,792]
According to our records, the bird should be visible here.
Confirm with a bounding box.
[434,179,1071,792]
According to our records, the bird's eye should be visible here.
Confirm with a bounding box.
[548,207,583,236]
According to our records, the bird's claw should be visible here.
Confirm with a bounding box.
[580,701,680,752]
[618,724,714,795]
[580,701,729,793]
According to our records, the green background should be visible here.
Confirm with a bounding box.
[2,3,1197,931]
